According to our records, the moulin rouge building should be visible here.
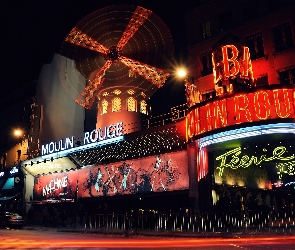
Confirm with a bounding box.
[2,1,295,215]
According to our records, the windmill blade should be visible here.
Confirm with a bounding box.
[75,60,113,109]
[119,56,170,88]
[66,27,109,55]
[116,6,152,51]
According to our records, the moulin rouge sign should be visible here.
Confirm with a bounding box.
[41,122,123,156]
[186,88,295,139]
[186,43,295,140]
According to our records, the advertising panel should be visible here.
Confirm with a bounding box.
[33,150,188,200]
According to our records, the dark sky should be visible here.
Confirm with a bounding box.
[0,0,199,113]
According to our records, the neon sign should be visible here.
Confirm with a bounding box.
[41,122,123,155]
[186,88,295,140]
[215,146,295,179]
[212,44,254,84]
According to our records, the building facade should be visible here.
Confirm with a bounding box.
[185,0,295,213]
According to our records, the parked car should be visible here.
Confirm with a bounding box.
[0,212,24,228]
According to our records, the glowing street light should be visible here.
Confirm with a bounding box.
[177,68,187,78]
[14,129,23,138]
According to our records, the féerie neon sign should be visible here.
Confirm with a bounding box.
[186,88,295,139]
[215,146,295,178]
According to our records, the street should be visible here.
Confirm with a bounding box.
[0,228,295,249]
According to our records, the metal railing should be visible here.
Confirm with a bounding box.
[27,208,295,235]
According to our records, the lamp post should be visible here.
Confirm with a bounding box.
[13,129,23,165]
[177,69,200,108]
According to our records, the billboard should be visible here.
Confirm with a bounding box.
[33,150,188,200]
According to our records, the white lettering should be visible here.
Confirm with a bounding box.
[84,132,90,144]
[41,122,123,155]
[66,137,74,148]
[42,144,49,155]
[90,130,98,143]
[49,142,55,154]
[117,122,123,136]
[42,176,68,196]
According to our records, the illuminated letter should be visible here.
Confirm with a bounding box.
[60,140,65,150]
[273,89,292,118]
[212,52,223,84]
[186,111,195,140]
[116,122,123,136]
[254,91,270,120]
[49,142,55,154]
[234,94,252,124]
[84,132,90,144]
[54,141,60,152]
[241,46,254,81]
[107,124,116,138]
[41,144,49,155]
[66,137,74,148]
[99,127,107,141]
[90,130,98,143]
[212,99,228,129]
[222,45,240,78]
[206,103,213,132]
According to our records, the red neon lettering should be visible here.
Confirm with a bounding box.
[212,52,222,84]
[241,46,254,81]
[222,45,240,78]
[206,103,213,131]
[254,91,270,120]
[273,89,292,118]
[186,111,195,139]
[212,99,228,129]
[234,94,253,124]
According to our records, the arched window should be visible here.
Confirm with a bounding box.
[112,97,121,112]
[127,97,136,112]
[140,100,147,114]
[101,100,108,114]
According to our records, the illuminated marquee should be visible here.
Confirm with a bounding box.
[212,44,254,84]
[186,88,295,140]
[41,122,123,155]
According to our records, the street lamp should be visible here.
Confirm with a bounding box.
[13,129,23,165]
[176,68,201,108]
[14,129,23,138]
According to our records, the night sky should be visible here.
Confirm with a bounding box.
[0,0,199,114]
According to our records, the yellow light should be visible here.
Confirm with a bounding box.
[177,68,187,78]
[14,129,22,137]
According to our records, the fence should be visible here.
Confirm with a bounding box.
[28,208,295,234]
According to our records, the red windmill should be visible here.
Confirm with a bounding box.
[59,5,174,132]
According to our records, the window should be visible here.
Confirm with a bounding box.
[273,23,294,52]
[127,97,136,112]
[218,11,233,32]
[200,53,213,76]
[201,21,211,39]
[140,100,147,114]
[101,100,108,114]
[255,75,268,86]
[245,33,264,60]
[279,68,295,85]
[112,97,121,112]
